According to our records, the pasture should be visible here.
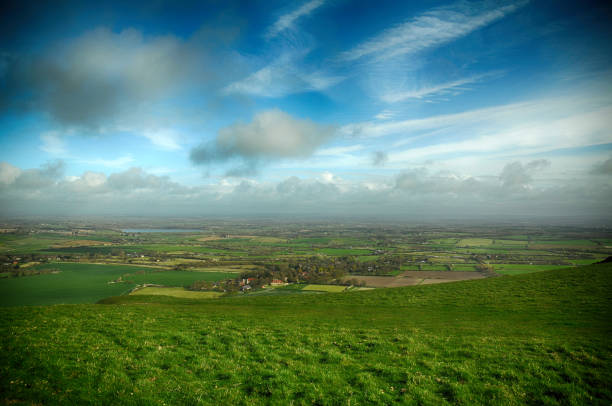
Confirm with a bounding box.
[302,284,347,292]
[1,263,610,404]
[131,287,223,299]
[0,263,234,306]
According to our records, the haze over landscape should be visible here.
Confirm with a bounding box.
[1,0,611,221]
[2,3,612,405]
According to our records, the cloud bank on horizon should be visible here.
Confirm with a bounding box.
[0,0,611,221]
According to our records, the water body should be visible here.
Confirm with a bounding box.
[121,229,203,233]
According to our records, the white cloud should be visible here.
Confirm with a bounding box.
[140,129,182,151]
[387,105,612,163]
[83,155,135,169]
[381,72,501,103]
[191,109,335,174]
[223,62,343,98]
[341,1,528,62]
[315,145,364,156]
[266,0,325,39]
[40,132,68,156]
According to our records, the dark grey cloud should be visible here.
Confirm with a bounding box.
[276,176,340,199]
[106,168,181,192]
[372,151,388,166]
[499,159,550,189]
[0,24,246,137]
[190,109,335,175]
[395,168,487,195]
[7,160,65,190]
[2,28,199,129]
[590,156,612,175]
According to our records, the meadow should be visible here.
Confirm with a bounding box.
[1,262,610,404]
[0,263,235,306]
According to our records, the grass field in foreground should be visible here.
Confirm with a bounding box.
[130,287,223,299]
[1,263,611,405]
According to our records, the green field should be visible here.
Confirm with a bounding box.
[0,263,234,306]
[131,287,223,299]
[1,263,610,404]
[493,264,570,275]
[302,284,347,292]
[317,248,371,256]
[457,238,492,246]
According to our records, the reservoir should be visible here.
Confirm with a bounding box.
[121,229,203,233]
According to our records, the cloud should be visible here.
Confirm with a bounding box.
[340,94,612,165]
[341,1,528,62]
[140,129,182,151]
[4,28,194,129]
[266,0,325,39]
[499,159,550,189]
[590,156,612,175]
[394,168,487,196]
[40,132,68,156]
[1,26,238,151]
[0,162,21,185]
[106,168,182,192]
[315,145,364,156]
[81,155,135,169]
[372,151,388,166]
[0,163,610,222]
[2,160,65,190]
[190,109,335,174]
[223,59,343,98]
[381,72,502,103]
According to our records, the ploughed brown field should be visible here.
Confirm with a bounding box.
[344,271,486,287]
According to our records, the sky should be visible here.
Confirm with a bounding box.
[0,0,611,222]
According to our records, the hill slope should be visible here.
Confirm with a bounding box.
[1,263,611,405]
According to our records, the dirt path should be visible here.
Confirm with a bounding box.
[343,271,486,288]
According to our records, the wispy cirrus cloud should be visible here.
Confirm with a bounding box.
[341,0,528,62]
[381,71,503,103]
[223,62,343,98]
[81,155,135,169]
[266,0,325,39]
[340,91,612,167]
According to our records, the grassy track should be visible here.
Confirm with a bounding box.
[0,263,611,404]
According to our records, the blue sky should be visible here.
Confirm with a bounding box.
[0,0,611,221]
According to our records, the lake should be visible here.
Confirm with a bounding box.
[121,229,203,233]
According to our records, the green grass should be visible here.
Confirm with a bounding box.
[302,284,347,292]
[317,248,371,256]
[0,263,611,405]
[130,287,223,299]
[457,238,492,246]
[492,264,569,275]
[356,255,380,262]
[0,263,234,306]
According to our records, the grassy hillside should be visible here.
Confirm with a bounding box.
[1,263,611,405]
